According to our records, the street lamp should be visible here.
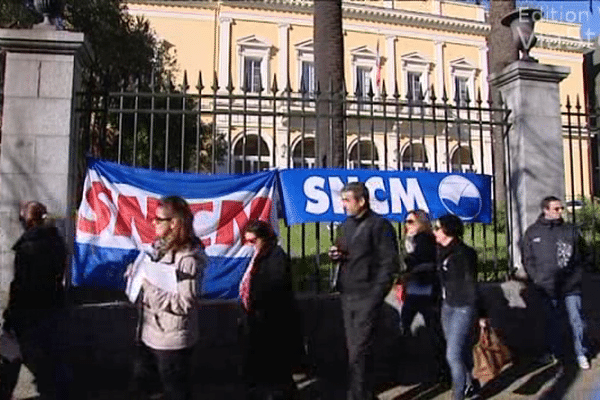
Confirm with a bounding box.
[501,8,542,63]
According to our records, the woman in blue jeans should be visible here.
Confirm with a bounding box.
[434,215,481,400]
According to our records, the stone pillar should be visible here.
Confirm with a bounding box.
[385,35,396,95]
[0,29,88,303]
[278,23,290,89]
[490,61,570,270]
[435,40,445,94]
[218,17,232,88]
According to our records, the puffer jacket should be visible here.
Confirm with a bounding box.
[522,215,587,297]
[140,244,205,350]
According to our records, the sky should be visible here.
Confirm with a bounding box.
[517,0,600,42]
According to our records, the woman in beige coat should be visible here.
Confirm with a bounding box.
[129,196,205,400]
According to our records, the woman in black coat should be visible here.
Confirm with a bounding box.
[400,210,438,334]
[239,220,301,400]
[400,210,447,380]
[434,214,480,400]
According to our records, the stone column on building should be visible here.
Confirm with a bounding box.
[278,23,290,90]
[435,40,445,94]
[218,16,232,89]
[478,44,489,102]
[490,61,570,271]
[385,35,396,95]
[0,28,88,303]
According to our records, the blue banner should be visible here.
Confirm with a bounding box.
[74,158,278,299]
[278,168,492,225]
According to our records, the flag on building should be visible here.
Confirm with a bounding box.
[375,39,382,89]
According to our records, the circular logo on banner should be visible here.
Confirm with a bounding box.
[438,175,482,221]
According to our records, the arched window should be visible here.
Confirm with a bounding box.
[451,146,475,173]
[349,140,379,169]
[401,143,429,171]
[233,134,271,173]
[292,137,316,168]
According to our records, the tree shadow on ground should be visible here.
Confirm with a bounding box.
[390,382,450,400]
[476,357,557,399]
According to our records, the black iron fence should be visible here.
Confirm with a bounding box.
[76,72,515,290]
[562,97,600,271]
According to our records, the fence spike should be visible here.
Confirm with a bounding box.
[211,71,219,92]
[196,71,204,92]
[354,77,361,97]
[341,78,348,97]
[271,74,278,93]
[393,80,400,99]
[314,80,321,97]
[381,80,387,98]
[430,85,436,103]
[182,71,189,92]
[465,87,471,105]
[285,71,292,93]
[226,71,235,92]
[299,73,307,95]
[575,94,581,110]
[476,88,482,105]
[566,94,571,109]
[367,80,374,99]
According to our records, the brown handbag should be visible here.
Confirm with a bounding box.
[472,324,512,384]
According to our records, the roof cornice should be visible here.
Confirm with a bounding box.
[127,0,592,53]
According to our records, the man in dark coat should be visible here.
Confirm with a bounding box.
[329,182,399,400]
[0,201,68,400]
[522,196,590,369]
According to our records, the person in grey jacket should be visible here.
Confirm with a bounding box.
[128,196,206,400]
[522,196,590,369]
[329,182,399,400]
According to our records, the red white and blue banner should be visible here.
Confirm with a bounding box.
[277,168,492,225]
[73,159,277,299]
[74,160,491,298]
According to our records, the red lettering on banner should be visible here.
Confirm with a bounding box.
[190,202,214,247]
[114,195,160,243]
[215,197,272,245]
[77,182,113,234]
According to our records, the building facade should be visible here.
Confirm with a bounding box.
[126,0,593,198]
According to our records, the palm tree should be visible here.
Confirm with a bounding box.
[314,0,345,167]
[488,0,517,203]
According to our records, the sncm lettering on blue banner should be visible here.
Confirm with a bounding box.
[278,168,492,225]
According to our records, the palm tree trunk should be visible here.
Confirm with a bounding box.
[488,0,517,204]
[314,0,345,167]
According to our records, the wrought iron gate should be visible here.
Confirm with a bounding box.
[75,72,517,291]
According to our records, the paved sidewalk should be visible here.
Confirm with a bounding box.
[12,355,600,399]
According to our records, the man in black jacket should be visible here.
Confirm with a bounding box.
[0,201,69,400]
[522,196,590,369]
[329,182,399,400]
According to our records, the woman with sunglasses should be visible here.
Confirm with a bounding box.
[239,220,301,400]
[433,214,480,400]
[129,196,205,400]
[400,210,447,381]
